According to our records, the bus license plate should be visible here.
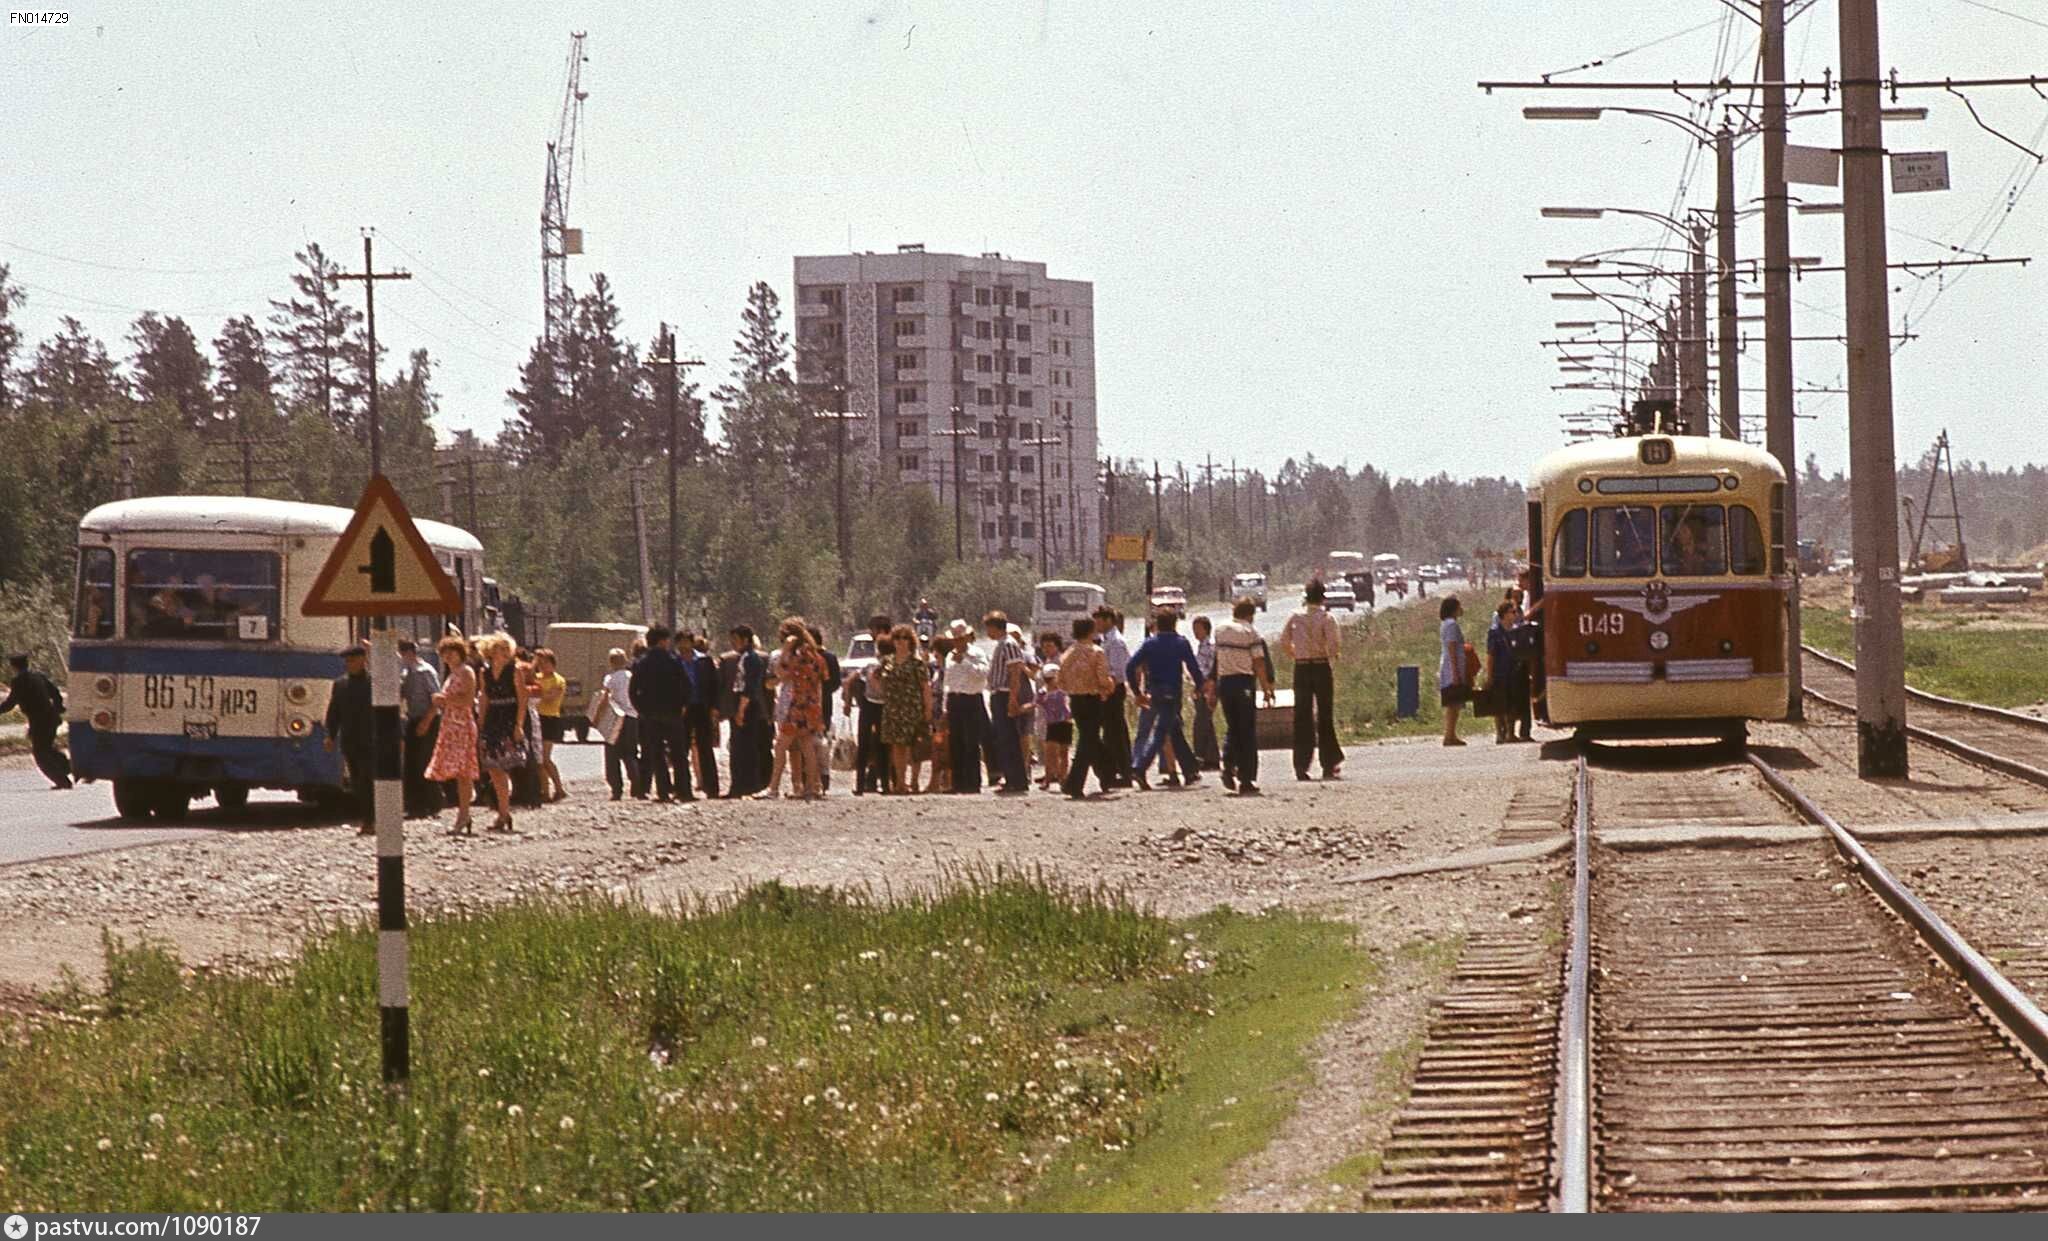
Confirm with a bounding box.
[184,719,219,740]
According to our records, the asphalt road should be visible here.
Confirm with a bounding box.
[0,742,612,868]
[1188,579,1423,642]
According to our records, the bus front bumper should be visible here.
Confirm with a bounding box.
[66,722,346,790]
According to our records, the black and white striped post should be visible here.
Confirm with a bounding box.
[369,625,410,1084]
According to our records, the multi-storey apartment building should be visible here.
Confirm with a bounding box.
[792,245,1098,570]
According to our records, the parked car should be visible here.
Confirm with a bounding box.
[1417,564,1442,583]
[1148,585,1188,619]
[1322,579,1357,611]
[1230,571,1269,611]
[544,622,648,741]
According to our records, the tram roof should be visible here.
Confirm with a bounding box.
[1529,435,1785,491]
[79,495,485,553]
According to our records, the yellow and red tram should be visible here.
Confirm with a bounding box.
[1527,434,1790,741]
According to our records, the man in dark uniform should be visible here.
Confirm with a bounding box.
[628,626,689,802]
[2,653,73,790]
[850,613,890,795]
[683,633,723,799]
[726,625,771,796]
[322,643,374,832]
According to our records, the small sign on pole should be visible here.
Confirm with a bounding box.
[302,474,460,1088]
[1890,151,1951,194]
[1785,143,1840,187]
[1104,533,1150,563]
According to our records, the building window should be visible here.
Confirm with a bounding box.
[819,321,842,342]
[899,454,921,472]
[1051,462,1062,480]
[977,387,994,406]
[1002,516,1016,536]
[1016,389,1034,407]
[980,454,996,473]
[897,419,924,440]
[1019,456,1035,474]
[1015,291,1031,308]
[893,319,917,337]
[819,288,843,310]
[975,321,992,340]
[995,287,1011,306]
[1002,356,1013,373]
[982,490,997,507]
[1016,357,1032,375]
[977,354,993,373]
[1064,310,1073,325]
[892,285,916,303]
[1022,521,1035,538]
[1015,324,1032,342]
[998,321,1012,339]
[895,386,918,404]
[975,287,991,306]
[978,421,996,439]
[895,353,916,371]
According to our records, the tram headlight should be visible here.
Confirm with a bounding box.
[91,709,116,730]
[1648,630,1670,651]
[1577,478,1594,494]
[1584,641,1599,655]
[1720,639,1735,654]
[285,682,312,706]
[93,676,116,697]
[1722,475,1739,491]
[287,715,311,736]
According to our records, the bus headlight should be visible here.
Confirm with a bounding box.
[287,716,311,736]
[94,676,116,697]
[286,682,312,706]
[92,709,116,730]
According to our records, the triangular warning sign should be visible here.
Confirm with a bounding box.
[301,474,464,617]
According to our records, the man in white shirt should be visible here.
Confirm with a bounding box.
[590,647,641,801]
[1280,580,1344,781]
[939,619,990,793]
[1212,598,1278,794]
[1093,605,1135,788]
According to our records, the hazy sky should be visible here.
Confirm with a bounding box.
[6,1,2044,482]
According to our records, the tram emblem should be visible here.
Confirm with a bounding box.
[1594,583,1714,622]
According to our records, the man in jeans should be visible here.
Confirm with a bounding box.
[1125,608,1205,791]
[1280,580,1343,780]
[984,611,1031,795]
[629,626,689,802]
[1211,598,1277,795]
[849,613,891,795]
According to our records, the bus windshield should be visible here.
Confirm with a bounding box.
[125,549,282,641]
[1039,588,1096,612]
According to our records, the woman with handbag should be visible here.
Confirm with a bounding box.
[1438,596,1469,748]
[1485,600,1521,744]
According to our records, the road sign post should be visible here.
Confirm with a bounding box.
[302,474,464,1088]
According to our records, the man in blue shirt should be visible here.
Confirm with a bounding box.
[1126,609,1206,791]
[629,626,691,802]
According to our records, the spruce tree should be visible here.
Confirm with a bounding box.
[267,243,370,432]
[212,314,275,412]
[128,312,216,427]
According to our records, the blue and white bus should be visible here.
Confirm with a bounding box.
[68,497,489,820]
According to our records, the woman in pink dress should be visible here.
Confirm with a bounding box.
[424,634,481,834]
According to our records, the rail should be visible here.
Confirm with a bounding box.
[1553,756,1592,1213]
[1802,643,2048,735]
[1799,648,2048,791]
[1747,752,2048,1070]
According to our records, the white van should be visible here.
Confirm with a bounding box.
[1032,580,1106,637]
[1230,572,1269,611]
[545,622,647,741]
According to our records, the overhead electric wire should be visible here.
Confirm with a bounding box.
[0,239,283,277]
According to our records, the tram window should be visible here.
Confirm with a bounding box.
[125,549,281,641]
[1589,506,1657,577]
[1550,509,1587,578]
[1660,505,1727,576]
[1728,505,1767,575]
[74,547,114,639]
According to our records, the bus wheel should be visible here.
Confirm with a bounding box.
[214,782,251,812]
[154,787,192,821]
[112,780,156,822]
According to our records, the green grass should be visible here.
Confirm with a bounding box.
[1802,605,2048,707]
[1272,601,1485,743]
[0,874,1370,1213]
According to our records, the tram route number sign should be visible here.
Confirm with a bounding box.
[301,474,461,618]
[1890,151,1950,195]
[1105,532,1151,563]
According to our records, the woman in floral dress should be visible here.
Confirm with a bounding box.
[878,624,931,795]
[424,634,480,834]
[778,619,828,800]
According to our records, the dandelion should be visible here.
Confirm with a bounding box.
[968,1034,984,1046]
[902,1012,916,1024]
[148,1113,165,1127]
[1024,1080,1040,1092]
[984,1092,1001,1103]
[858,950,880,961]
[882,1011,898,1024]
[794,1056,813,1069]
[96,1137,113,1152]
[478,1067,493,1078]
[948,1013,962,1025]
[823,1087,842,1102]
[559,1116,576,1132]
[1054,1058,1071,1070]
[750,1034,769,1048]
[507,1105,525,1119]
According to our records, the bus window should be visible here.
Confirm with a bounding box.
[74,547,114,639]
[1590,506,1656,578]
[1728,505,1767,575]
[125,549,282,641]
[1550,509,1587,578]
[1770,483,1787,576]
[1660,504,1727,576]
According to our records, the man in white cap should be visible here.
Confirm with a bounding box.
[938,619,989,793]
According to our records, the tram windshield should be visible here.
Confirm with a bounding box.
[1660,505,1727,576]
[124,549,282,641]
[1590,506,1657,577]
[1552,503,1769,579]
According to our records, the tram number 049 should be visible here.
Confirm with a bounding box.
[141,675,259,715]
[1577,611,1628,638]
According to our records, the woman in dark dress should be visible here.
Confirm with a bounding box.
[476,632,530,831]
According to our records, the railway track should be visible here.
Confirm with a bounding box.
[1371,747,2048,1212]
[1801,645,2048,787]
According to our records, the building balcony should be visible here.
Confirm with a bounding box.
[889,333,930,349]
[798,302,835,318]
[889,300,928,316]
[896,368,931,383]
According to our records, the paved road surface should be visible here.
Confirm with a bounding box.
[1188,579,1425,642]
[0,743,611,868]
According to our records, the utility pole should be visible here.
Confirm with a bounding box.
[647,326,704,628]
[1761,0,1804,720]
[1202,452,1217,535]
[1839,0,1908,778]
[1022,431,1063,578]
[1150,460,1166,551]
[1715,123,1741,441]
[1683,222,1709,434]
[1103,458,1117,570]
[1060,411,1077,575]
[813,383,866,597]
[934,404,977,560]
[329,233,411,479]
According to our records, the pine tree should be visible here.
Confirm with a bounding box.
[128,312,215,427]
[25,317,127,415]
[727,280,790,388]
[0,263,24,411]
[267,243,369,432]
[507,273,645,458]
[1367,477,1403,553]
[212,314,275,412]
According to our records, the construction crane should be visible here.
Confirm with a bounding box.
[541,32,589,346]
[1905,428,1969,573]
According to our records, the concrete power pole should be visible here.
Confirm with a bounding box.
[1839,0,1908,777]
[330,233,411,480]
[1761,0,1804,721]
[1683,222,1709,434]
[647,326,704,629]
[1715,124,1741,441]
